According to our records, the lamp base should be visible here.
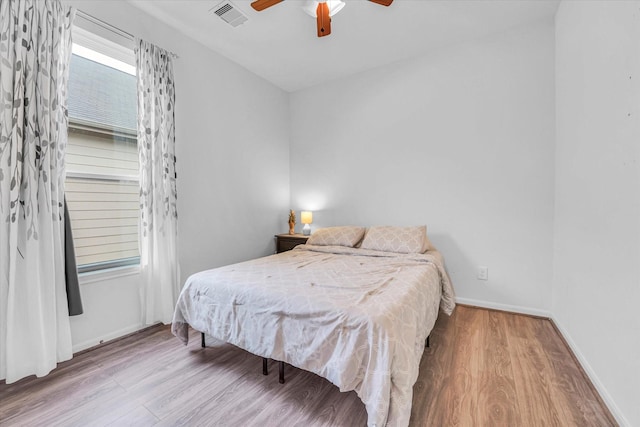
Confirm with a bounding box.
[302,224,311,236]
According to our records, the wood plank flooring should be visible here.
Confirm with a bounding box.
[0,305,617,426]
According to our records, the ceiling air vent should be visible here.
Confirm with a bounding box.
[211,1,248,28]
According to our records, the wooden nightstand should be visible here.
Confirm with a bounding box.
[275,234,309,253]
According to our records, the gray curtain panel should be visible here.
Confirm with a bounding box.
[64,197,82,316]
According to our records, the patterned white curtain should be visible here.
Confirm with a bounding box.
[135,39,179,325]
[0,0,74,383]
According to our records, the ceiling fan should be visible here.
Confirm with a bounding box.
[250,0,394,38]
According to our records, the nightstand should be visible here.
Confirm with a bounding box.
[275,234,309,253]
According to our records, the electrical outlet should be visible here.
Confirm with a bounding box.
[477,266,489,281]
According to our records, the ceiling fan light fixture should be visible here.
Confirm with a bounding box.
[302,0,345,18]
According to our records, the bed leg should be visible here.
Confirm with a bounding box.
[279,361,285,384]
[201,332,205,348]
[263,358,268,375]
[426,335,430,348]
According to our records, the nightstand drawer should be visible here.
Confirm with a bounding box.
[275,234,309,253]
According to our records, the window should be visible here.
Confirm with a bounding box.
[66,26,138,273]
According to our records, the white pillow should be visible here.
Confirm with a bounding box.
[360,225,427,254]
[306,226,366,248]
[422,234,436,253]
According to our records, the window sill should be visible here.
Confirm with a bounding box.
[79,264,140,285]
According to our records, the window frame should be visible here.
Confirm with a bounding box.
[66,25,140,275]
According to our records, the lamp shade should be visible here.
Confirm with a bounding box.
[302,0,345,17]
[301,211,313,224]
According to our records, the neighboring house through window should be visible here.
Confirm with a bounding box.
[66,26,139,273]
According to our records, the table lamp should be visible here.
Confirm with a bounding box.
[301,211,313,236]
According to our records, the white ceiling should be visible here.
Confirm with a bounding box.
[128,0,559,92]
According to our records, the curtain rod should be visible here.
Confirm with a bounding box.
[75,9,179,59]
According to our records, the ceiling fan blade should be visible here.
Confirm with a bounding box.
[316,2,331,37]
[251,0,284,12]
[369,0,393,6]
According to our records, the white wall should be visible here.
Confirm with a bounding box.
[69,270,143,351]
[290,20,556,314]
[554,2,640,425]
[65,0,290,351]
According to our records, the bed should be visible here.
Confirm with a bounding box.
[172,226,455,427]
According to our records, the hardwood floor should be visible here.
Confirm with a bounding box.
[0,305,617,426]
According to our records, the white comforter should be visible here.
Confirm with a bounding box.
[172,245,455,427]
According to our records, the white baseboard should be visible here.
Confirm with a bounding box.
[455,297,552,318]
[72,323,146,353]
[550,317,630,427]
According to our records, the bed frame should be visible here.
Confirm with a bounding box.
[200,332,429,385]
